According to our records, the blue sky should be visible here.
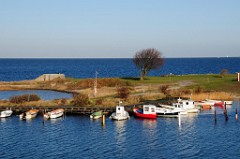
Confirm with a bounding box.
[0,0,239,58]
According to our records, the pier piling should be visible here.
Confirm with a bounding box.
[236,108,238,121]
[102,114,105,126]
[224,103,228,121]
[178,112,181,127]
[214,110,217,124]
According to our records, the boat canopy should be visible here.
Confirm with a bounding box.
[143,105,156,114]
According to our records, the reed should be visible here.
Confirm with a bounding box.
[182,92,234,101]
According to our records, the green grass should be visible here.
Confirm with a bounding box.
[122,74,240,95]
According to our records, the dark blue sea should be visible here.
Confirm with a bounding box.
[1,102,240,159]
[0,57,239,81]
[1,58,240,158]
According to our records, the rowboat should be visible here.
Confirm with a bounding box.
[90,110,102,119]
[20,109,39,120]
[133,105,157,119]
[44,108,64,119]
[0,109,13,118]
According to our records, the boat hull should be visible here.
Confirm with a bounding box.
[133,108,157,119]
[0,110,13,118]
[90,111,102,119]
[110,112,130,121]
[20,109,39,120]
[45,109,64,119]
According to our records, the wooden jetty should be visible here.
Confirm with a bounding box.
[0,105,134,116]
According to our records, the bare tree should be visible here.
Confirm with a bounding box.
[133,48,164,80]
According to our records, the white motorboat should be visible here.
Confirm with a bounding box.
[110,102,130,121]
[20,109,39,120]
[0,109,13,118]
[159,104,187,115]
[159,98,199,114]
[174,98,199,113]
[44,108,64,119]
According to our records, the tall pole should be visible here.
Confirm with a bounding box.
[94,71,98,97]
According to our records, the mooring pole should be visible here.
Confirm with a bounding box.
[214,110,217,124]
[224,102,228,121]
[236,108,238,121]
[102,114,105,126]
[178,112,181,127]
[42,110,44,127]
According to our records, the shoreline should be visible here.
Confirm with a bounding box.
[0,74,239,107]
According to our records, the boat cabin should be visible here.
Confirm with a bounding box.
[116,105,126,116]
[176,98,195,109]
[143,105,156,114]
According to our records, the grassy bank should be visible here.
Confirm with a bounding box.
[0,74,239,107]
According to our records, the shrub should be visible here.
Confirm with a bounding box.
[117,87,130,99]
[194,86,204,94]
[180,89,192,95]
[72,93,90,106]
[95,98,104,105]
[10,94,41,104]
[220,69,228,78]
[159,85,169,95]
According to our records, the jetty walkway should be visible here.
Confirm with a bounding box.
[0,105,134,115]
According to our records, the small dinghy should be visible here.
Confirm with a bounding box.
[44,108,64,119]
[90,110,102,119]
[20,109,39,120]
[110,102,130,121]
[0,109,13,118]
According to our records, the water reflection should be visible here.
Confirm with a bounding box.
[140,119,157,129]
[114,120,127,145]
[0,117,7,123]
[49,117,65,124]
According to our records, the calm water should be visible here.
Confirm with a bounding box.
[0,90,72,100]
[0,57,239,81]
[1,58,240,158]
[0,101,240,159]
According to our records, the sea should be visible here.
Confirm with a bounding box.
[0,57,239,81]
[1,57,240,159]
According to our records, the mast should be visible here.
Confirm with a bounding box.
[94,71,98,97]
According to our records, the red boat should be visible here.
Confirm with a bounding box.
[214,101,224,108]
[133,105,157,119]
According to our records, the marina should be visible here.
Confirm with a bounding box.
[0,100,240,158]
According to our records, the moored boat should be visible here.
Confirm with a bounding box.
[174,98,199,113]
[0,109,13,118]
[44,108,64,119]
[133,105,157,119]
[20,109,39,120]
[110,102,130,121]
[90,110,102,119]
[156,107,179,117]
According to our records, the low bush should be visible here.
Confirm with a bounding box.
[194,86,204,94]
[159,85,169,95]
[10,94,41,104]
[72,93,90,106]
[117,87,130,99]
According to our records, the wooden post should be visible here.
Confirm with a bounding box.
[42,110,44,127]
[102,114,105,126]
[214,110,217,124]
[178,112,181,127]
[236,108,238,121]
[224,102,228,121]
